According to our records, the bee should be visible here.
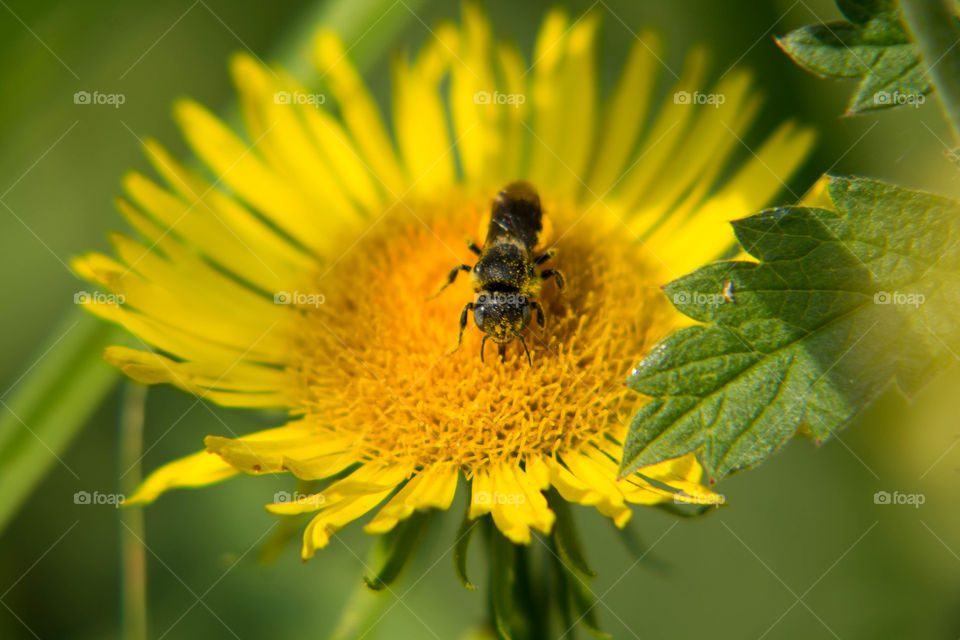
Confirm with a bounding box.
[431,181,564,364]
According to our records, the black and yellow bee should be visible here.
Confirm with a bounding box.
[432,181,564,364]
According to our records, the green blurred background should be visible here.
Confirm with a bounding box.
[2,0,959,638]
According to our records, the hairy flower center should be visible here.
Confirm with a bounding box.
[294,195,674,474]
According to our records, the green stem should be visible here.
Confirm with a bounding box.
[0,311,124,532]
[119,382,148,640]
[514,544,549,640]
[327,579,391,640]
[899,0,960,143]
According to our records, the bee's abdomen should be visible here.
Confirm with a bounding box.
[486,181,543,251]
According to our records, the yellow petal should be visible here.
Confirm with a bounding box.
[587,29,662,195]
[364,463,458,534]
[468,469,494,519]
[140,138,315,281]
[526,8,570,188]
[125,450,237,505]
[393,39,455,195]
[489,463,554,544]
[614,47,709,233]
[314,30,406,196]
[205,422,351,475]
[301,489,395,558]
[173,99,332,255]
[230,54,362,223]
[104,345,290,399]
[449,3,497,188]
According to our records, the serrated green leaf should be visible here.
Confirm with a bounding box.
[775,1,933,114]
[620,175,960,480]
[837,0,894,24]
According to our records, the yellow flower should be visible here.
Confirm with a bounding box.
[73,5,812,560]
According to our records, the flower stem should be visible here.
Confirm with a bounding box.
[899,0,960,143]
[119,381,148,640]
[327,580,391,640]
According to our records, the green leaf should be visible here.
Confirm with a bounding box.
[0,310,124,531]
[610,520,667,573]
[363,510,433,590]
[454,504,479,590]
[565,573,609,639]
[543,492,610,638]
[620,175,960,480]
[546,491,595,578]
[547,536,608,640]
[775,0,933,114]
[489,526,520,640]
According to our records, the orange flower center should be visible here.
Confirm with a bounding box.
[293,193,675,474]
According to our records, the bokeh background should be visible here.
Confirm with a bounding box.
[2,0,959,638]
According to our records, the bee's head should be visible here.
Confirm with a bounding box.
[473,290,530,343]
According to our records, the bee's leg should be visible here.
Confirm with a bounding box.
[451,302,474,353]
[466,238,482,255]
[516,333,533,366]
[532,301,546,329]
[480,334,491,363]
[429,264,472,300]
[540,268,565,291]
[533,248,556,265]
